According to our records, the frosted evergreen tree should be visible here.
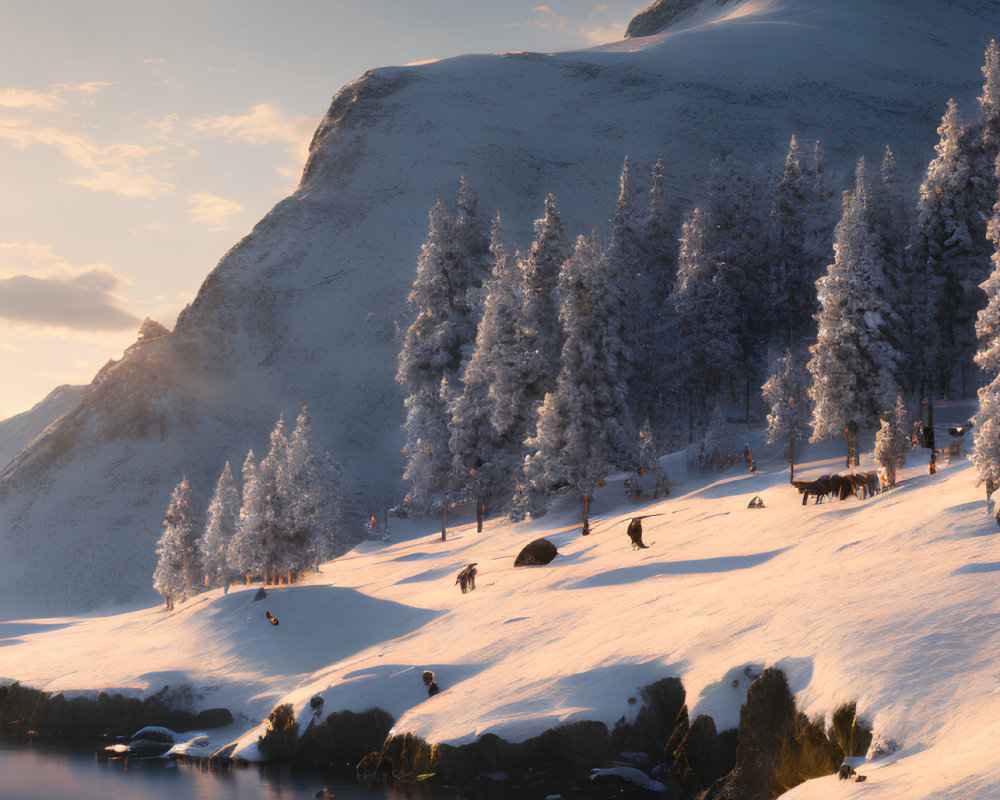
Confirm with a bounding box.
[521,193,570,410]
[808,158,901,464]
[227,450,264,581]
[449,214,524,519]
[229,415,291,584]
[152,476,201,607]
[973,156,1000,484]
[913,98,982,397]
[638,155,679,435]
[526,233,636,521]
[284,406,345,568]
[874,395,910,486]
[198,462,240,589]
[397,178,492,514]
[672,155,770,426]
[761,348,813,482]
[767,136,837,351]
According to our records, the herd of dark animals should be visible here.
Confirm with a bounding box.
[791,470,884,505]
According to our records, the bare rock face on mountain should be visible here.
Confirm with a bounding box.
[2,0,1000,618]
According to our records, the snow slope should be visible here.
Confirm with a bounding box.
[0,385,86,472]
[2,0,999,619]
[2,438,998,800]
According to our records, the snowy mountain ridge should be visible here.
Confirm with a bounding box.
[2,0,1000,619]
[2,442,998,799]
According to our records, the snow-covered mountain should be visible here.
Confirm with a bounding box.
[2,0,999,619]
[3,442,998,799]
[0,384,86,472]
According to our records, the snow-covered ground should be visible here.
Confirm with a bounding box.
[2,425,997,799]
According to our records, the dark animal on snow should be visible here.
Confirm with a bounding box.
[627,518,648,549]
[792,476,832,504]
[838,764,856,780]
[455,563,478,593]
[265,610,279,626]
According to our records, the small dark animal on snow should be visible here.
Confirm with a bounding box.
[455,563,478,593]
[265,610,279,626]
[838,764,856,780]
[627,518,648,549]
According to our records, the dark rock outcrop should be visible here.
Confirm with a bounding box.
[514,537,558,566]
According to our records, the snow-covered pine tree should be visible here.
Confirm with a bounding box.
[525,233,636,516]
[671,155,769,427]
[808,158,901,463]
[284,405,345,570]
[230,415,293,584]
[766,136,838,351]
[638,155,680,438]
[152,476,201,607]
[761,348,813,482]
[448,214,524,519]
[520,193,570,413]
[872,146,920,393]
[198,461,240,589]
[973,155,1000,484]
[913,97,983,397]
[227,450,265,582]
[874,395,910,486]
[397,178,492,514]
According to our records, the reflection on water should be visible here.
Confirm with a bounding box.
[0,742,450,800]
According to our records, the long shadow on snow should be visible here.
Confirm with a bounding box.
[0,620,78,641]
[951,561,1000,576]
[201,586,441,675]
[559,547,793,590]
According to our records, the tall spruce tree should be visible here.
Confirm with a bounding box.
[520,193,570,413]
[152,476,201,606]
[198,462,240,588]
[767,136,837,351]
[808,158,900,461]
[448,214,524,515]
[397,178,492,513]
[913,98,982,397]
[526,233,636,511]
[973,155,1000,484]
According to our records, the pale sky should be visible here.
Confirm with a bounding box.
[0,0,641,421]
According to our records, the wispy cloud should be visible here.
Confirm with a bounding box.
[0,243,141,331]
[70,171,175,199]
[0,119,175,199]
[0,88,63,110]
[50,81,119,95]
[188,102,315,168]
[506,2,631,44]
[187,192,244,230]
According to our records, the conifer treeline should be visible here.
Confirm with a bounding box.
[398,41,1000,519]
[152,406,350,606]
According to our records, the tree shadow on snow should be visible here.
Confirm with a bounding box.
[559,547,793,590]
[950,561,1000,576]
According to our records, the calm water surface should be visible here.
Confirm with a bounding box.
[0,742,453,800]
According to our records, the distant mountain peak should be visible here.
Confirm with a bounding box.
[625,0,751,37]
